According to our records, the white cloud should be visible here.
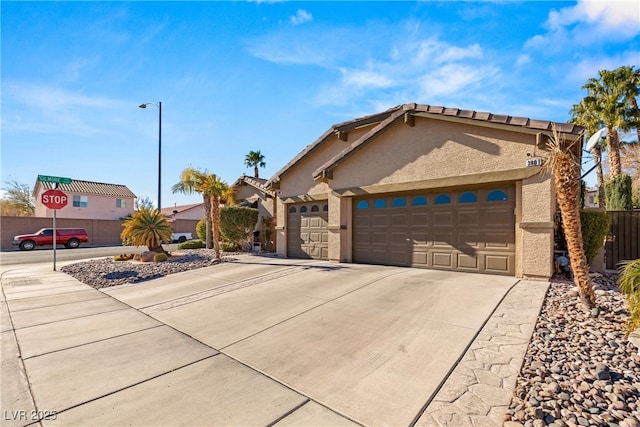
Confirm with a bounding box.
[290,9,312,26]
[414,40,483,65]
[516,54,531,67]
[339,68,394,89]
[417,63,500,100]
[526,0,640,49]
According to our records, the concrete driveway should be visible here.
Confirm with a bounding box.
[1,254,544,427]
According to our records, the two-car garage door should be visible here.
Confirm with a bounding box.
[352,185,516,275]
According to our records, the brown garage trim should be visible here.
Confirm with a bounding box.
[333,167,541,197]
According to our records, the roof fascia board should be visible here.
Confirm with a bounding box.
[412,112,581,140]
[313,108,406,180]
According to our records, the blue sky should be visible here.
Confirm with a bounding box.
[2,1,639,208]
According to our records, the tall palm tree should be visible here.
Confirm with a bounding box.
[200,173,232,259]
[121,207,172,253]
[570,100,606,209]
[545,125,596,309]
[617,65,640,143]
[582,67,637,178]
[172,168,213,249]
[244,150,266,178]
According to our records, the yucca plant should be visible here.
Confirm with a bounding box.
[619,259,640,337]
[121,207,172,253]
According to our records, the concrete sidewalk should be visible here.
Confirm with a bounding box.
[1,256,548,427]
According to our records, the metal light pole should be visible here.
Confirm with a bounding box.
[139,101,162,211]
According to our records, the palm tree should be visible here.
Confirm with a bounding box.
[200,173,232,259]
[617,65,640,143]
[582,67,637,178]
[570,100,606,209]
[545,125,596,309]
[121,207,172,253]
[172,168,213,249]
[244,150,266,178]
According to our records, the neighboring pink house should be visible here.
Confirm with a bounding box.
[161,203,205,220]
[33,179,136,220]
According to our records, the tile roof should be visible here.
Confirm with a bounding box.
[266,103,584,186]
[231,174,274,196]
[38,179,136,198]
[160,203,203,216]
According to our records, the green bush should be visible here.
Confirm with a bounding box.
[196,218,207,241]
[153,252,168,262]
[580,210,611,266]
[113,253,135,261]
[605,174,633,211]
[178,239,205,249]
[619,259,640,337]
[220,206,259,248]
[220,241,239,252]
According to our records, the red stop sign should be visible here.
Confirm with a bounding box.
[42,189,69,209]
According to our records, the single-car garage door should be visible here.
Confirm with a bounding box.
[353,185,515,275]
[287,202,329,259]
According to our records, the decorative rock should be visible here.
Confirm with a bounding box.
[504,275,640,427]
[595,364,611,380]
[61,250,234,288]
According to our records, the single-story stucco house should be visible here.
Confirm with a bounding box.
[266,103,584,280]
[231,174,276,247]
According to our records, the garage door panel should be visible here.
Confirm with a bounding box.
[485,232,513,248]
[373,214,388,227]
[485,255,512,273]
[458,211,480,227]
[412,213,428,226]
[458,253,479,270]
[391,213,408,226]
[485,209,513,227]
[433,212,453,226]
[458,233,480,248]
[433,232,454,246]
[412,251,428,265]
[411,232,428,244]
[432,252,453,268]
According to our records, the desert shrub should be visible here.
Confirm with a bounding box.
[605,174,633,211]
[220,206,259,249]
[580,210,611,266]
[113,253,135,261]
[120,207,171,253]
[178,239,205,249]
[153,252,168,262]
[619,259,640,337]
[196,218,207,241]
[220,241,239,252]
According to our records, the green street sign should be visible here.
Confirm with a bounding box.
[37,175,72,185]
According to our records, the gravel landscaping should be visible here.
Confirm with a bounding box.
[60,254,639,426]
[504,273,640,427]
[60,249,236,288]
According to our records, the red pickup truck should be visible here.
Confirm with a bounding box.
[12,228,89,251]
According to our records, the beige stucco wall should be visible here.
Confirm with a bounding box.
[330,118,536,188]
[517,173,556,279]
[275,114,557,278]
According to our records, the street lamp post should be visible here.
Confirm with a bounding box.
[138,101,162,211]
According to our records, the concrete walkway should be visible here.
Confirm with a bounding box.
[1,255,548,427]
